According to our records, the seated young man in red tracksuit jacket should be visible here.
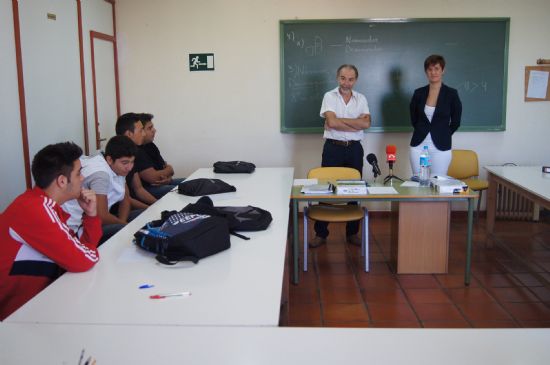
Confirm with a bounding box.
[0,142,101,320]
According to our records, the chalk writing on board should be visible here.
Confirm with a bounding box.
[287,64,330,103]
[286,31,323,56]
[457,80,488,94]
[286,31,305,49]
[327,35,381,53]
[305,36,323,57]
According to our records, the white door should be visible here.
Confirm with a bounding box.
[19,1,84,161]
[91,33,118,151]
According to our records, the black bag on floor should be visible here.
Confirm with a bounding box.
[213,161,255,174]
[177,178,236,196]
[134,210,231,265]
[181,196,272,240]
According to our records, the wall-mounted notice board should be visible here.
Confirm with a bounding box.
[524,66,550,101]
[280,18,509,133]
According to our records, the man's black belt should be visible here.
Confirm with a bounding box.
[326,139,360,147]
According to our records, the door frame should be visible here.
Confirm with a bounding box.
[90,30,120,150]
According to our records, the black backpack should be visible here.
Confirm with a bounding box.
[177,178,236,196]
[213,161,256,174]
[181,196,272,240]
[134,210,231,265]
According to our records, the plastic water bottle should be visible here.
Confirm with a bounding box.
[419,146,431,186]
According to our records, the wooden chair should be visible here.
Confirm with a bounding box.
[303,167,369,272]
[447,150,489,221]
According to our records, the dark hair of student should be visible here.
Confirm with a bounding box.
[424,54,446,71]
[115,112,141,136]
[139,113,154,126]
[337,64,359,79]
[31,142,83,189]
[104,135,138,161]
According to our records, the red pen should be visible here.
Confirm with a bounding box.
[149,291,191,299]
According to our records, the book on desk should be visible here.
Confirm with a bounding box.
[335,179,368,195]
[430,177,468,194]
[300,183,334,194]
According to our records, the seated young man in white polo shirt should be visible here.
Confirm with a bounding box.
[63,135,140,243]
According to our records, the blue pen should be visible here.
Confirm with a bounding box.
[139,284,154,289]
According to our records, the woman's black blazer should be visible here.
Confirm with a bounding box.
[409,84,462,151]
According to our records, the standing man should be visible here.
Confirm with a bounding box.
[310,64,371,248]
[137,113,184,199]
[0,142,101,320]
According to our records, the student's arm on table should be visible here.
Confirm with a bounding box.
[132,173,157,205]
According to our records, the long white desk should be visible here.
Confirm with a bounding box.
[1,323,549,365]
[6,167,294,326]
[485,165,550,240]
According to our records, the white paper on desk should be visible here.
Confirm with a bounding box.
[117,246,155,263]
[367,187,399,194]
[400,181,420,187]
[527,70,549,98]
[294,178,318,186]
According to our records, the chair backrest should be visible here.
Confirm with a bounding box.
[307,167,361,180]
[447,150,480,179]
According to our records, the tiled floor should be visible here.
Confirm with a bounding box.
[280,212,550,328]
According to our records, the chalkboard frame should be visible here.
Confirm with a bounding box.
[279,18,510,134]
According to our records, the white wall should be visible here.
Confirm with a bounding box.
[1,0,115,211]
[18,0,84,159]
[0,0,26,211]
[116,0,549,209]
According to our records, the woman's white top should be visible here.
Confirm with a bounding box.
[424,105,435,122]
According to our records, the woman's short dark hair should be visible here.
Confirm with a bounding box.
[104,135,138,161]
[424,55,446,71]
[31,142,83,189]
[337,64,359,79]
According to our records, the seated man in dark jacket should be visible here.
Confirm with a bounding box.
[136,113,184,198]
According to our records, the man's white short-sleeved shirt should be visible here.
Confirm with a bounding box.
[62,154,126,232]
[320,87,370,141]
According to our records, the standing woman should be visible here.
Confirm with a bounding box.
[409,54,462,177]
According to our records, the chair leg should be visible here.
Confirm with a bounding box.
[476,190,483,222]
[363,209,369,272]
[303,207,308,272]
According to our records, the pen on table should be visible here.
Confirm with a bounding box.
[139,284,154,289]
[149,291,192,299]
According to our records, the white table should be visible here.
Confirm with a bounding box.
[1,323,549,365]
[6,167,294,326]
[485,166,550,239]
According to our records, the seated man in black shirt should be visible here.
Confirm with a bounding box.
[137,113,184,198]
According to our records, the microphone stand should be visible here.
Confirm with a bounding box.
[383,161,404,185]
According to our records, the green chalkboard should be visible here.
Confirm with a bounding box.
[280,18,509,133]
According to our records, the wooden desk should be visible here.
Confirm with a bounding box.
[6,168,294,327]
[291,182,476,284]
[1,323,549,364]
[485,166,550,246]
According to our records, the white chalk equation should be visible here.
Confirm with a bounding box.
[328,35,381,53]
[457,80,488,94]
[286,64,329,103]
[286,32,324,56]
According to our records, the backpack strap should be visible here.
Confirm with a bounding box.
[230,231,250,240]
[156,254,199,265]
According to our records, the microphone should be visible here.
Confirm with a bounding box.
[386,145,397,168]
[366,153,381,178]
[382,145,403,185]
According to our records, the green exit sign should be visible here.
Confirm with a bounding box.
[189,53,214,71]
